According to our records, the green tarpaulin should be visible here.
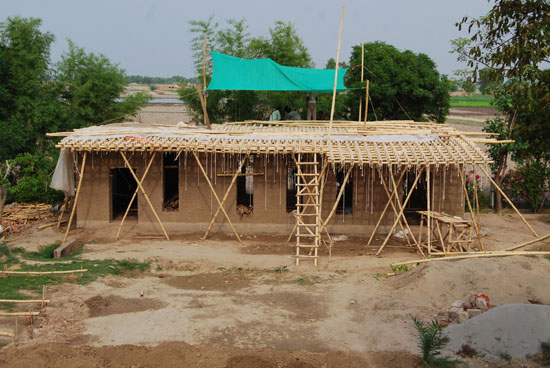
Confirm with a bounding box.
[207,52,348,92]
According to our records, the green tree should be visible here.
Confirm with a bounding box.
[55,40,150,130]
[181,17,314,123]
[0,16,59,159]
[344,42,449,123]
[478,67,503,95]
[454,0,550,212]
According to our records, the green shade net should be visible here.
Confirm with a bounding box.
[207,52,348,92]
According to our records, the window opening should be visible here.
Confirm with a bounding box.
[111,168,138,220]
[336,167,353,215]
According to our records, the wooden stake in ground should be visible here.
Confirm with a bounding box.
[116,152,157,240]
[203,154,248,240]
[477,164,538,237]
[192,152,241,242]
[120,152,169,240]
[329,6,345,131]
[62,151,87,246]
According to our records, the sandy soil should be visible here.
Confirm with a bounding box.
[0,211,549,367]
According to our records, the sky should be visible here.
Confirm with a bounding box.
[1,0,494,79]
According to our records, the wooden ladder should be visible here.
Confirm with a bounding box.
[295,153,321,266]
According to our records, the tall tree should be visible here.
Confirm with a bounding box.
[344,42,449,123]
[454,0,550,212]
[55,40,150,130]
[0,16,58,159]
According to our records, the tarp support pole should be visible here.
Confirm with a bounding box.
[329,6,345,131]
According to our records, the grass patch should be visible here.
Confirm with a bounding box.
[450,94,494,108]
[444,118,486,127]
[0,242,149,302]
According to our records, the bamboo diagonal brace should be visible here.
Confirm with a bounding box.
[376,166,425,256]
[120,152,169,240]
[193,152,241,242]
[203,154,248,240]
[321,164,354,229]
[116,152,157,240]
[62,152,87,246]
[477,164,539,237]
[367,169,406,246]
[459,169,482,250]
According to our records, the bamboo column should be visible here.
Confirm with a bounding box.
[116,152,157,240]
[202,154,248,240]
[321,164,354,230]
[329,6,345,131]
[477,164,538,237]
[120,152,169,240]
[192,152,241,242]
[62,151,87,246]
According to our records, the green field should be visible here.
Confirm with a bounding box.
[450,94,494,107]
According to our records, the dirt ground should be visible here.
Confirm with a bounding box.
[0,209,549,367]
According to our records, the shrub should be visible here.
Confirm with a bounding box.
[412,316,460,367]
[502,160,549,212]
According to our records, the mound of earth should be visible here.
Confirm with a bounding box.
[443,304,550,359]
[84,295,165,317]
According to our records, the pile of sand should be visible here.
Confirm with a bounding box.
[443,304,550,359]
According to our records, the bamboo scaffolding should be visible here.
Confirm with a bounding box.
[116,152,157,240]
[376,166,425,255]
[427,165,431,254]
[203,154,248,240]
[364,80,369,126]
[358,41,364,123]
[120,152,169,240]
[62,152,87,246]
[321,164,354,230]
[477,164,538,238]
[192,152,241,242]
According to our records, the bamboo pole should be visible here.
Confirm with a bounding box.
[62,152,87,246]
[505,233,550,251]
[203,154,248,240]
[473,173,482,249]
[57,196,69,229]
[203,35,207,107]
[192,152,241,242]
[120,152,169,240]
[477,164,538,237]
[0,299,51,304]
[459,169,483,250]
[427,165,431,254]
[391,250,550,268]
[0,312,40,317]
[195,84,211,129]
[376,166,424,256]
[1,269,87,275]
[116,152,157,240]
[388,168,425,256]
[363,80,370,126]
[366,169,407,246]
[329,6,345,131]
[321,164,354,229]
[358,41,364,123]
[376,167,412,246]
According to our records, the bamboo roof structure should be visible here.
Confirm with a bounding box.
[50,120,494,167]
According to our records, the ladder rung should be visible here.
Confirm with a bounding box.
[296,245,319,248]
[298,173,319,176]
[296,162,318,165]
[294,255,319,258]
[296,234,320,238]
[296,183,318,186]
